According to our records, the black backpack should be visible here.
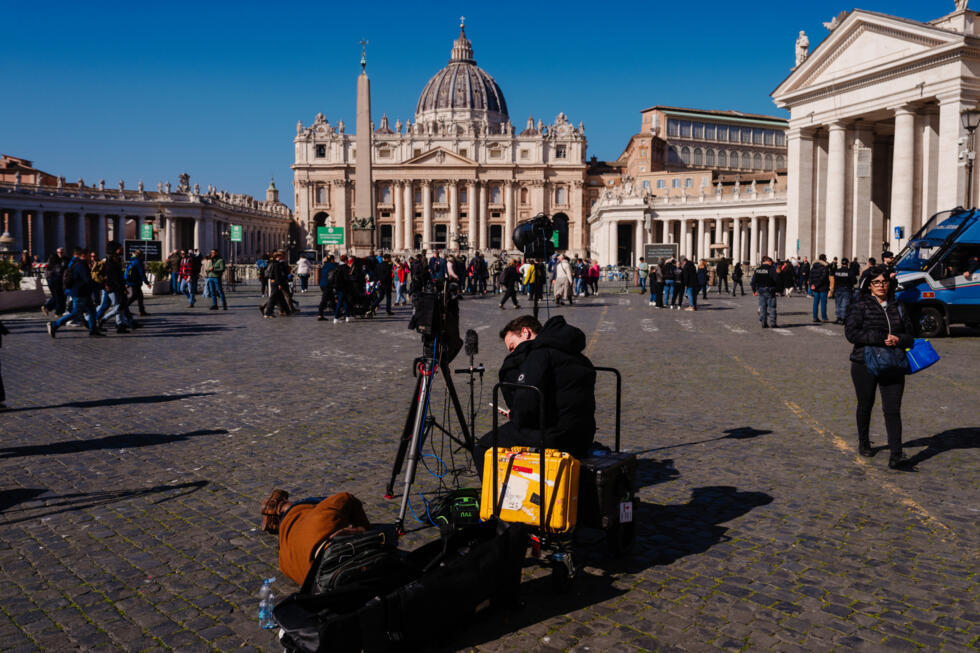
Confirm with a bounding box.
[301,529,405,598]
[62,260,77,289]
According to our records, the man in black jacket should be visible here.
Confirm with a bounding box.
[96,242,135,333]
[376,254,394,315]
[473,315,596,475]
[833,258,856,324]
[751,256,781,328]
[809,254,831,322]
[263,251,292,318]
[498,259,521,310]
[715,258,729,294]
[42,247,68,316]
[681,257,698,310]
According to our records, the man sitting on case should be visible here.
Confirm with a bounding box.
[473,315,596,475]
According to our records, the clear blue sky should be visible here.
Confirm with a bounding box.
[2,0,943,208]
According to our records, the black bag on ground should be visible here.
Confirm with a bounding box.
[578,449,637,529]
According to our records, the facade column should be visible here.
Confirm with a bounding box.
[825,121,847,259]
[634,218,644,267]
[664,219,674,244]
[749,216,760,265]
[683,220,693,259]
[448,180,459,250]
[851,123,875,260]
[478,182,488,250]
[504,181,515,251]
[467,181,478,248]
[422,181,432,251]
[937,94,968,212]
[402,182,413,249]
[697,218,707,259]
[919,106,940,226]
[767,215,776,258]
[8,210,23,252]
[77,214,86,253]
[732,218,742,264]
[335,180,348,229]
[33,211,46,258]
[786,128,815,259]
[605,220,616,267]
[54,213,65,250]
[394,181,404,252]
[890,105,916,251]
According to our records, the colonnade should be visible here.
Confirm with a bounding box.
[653,215,786,265]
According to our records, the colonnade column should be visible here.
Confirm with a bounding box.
[76,214,86,253]
[402,182,413,250]
[890,105,917,251]
[448,181,459,250]
[664,219,673,244]
[749,216,759,266]
[786,128,815,259]
[683,221,693,259]
[937,94,968,212]
[732,218,742,264]
[467,181,477,248]
[421,181,432,251]
[34,211,46,258]
[634,218,644,267]
[394,181,404,252]
[825,120,847,260]
[697,218,707,259]
[767,215,776,259]
[8,210,23,251]
[504,181,515,251]
[193,218,201,251]
[478,182,488,250]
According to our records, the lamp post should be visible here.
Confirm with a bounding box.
[959,108,980,208]
[221,228,237,292]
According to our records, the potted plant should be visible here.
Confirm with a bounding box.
[0,259,45,311]
[147,261,172,295]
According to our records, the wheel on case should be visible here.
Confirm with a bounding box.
[551,560,572,592]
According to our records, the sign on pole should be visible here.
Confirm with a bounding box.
[230,224,243,242]
[317,226,344,245]
[894,226,904,240]
[139,223,154,241]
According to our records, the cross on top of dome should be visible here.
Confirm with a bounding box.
[450,19,474,63]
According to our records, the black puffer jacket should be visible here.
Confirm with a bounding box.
[844,294,914,364]
[499,315,596,457]
[810,261,830,291]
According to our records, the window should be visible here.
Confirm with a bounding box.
[764,154,773,171]
[491,185,502,203]
[741,129,751,144]
[520,187,528,205]
[705,149,715,166]
[555,186,567,205]
[639,148,647,158]
[693,122,704,139]
[680,121,692,138]
[704,124,716,140]
[776,154,786,169]
[555,145,567,159]
[520,149,529,160]
[742,152,751,168]
[731,151,740,168]
[753,153,762,169]
[316,186,327,205]
[414,187,422,204]
[489,147,502,159]
[753,128,763,145]
[378,147,392,159]
[729,127,740,143]
[315,144,326,158]
[693,148,703,166]
[642,180,650,190]
[685,178,693,188]
[459,189,467,203]
[459,148,468,158]
[380,185,391,203]
[775,131,786,146]
[717,125,728,141]
[764,130,775,146]
[489,225,503,249]
[672,178,680,188]
[680,146,691,165]
[380,224,393,249]
[717,150,726,167]
[435,185,446,203]
[433,224,447,247]
[656,179,666,189]
[667,119,680,137]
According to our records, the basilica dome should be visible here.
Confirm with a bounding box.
[415,24,509,128]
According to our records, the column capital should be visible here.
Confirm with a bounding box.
[889,103,918,116]
[827,119,849,132]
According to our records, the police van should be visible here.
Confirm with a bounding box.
[895,208,980,337]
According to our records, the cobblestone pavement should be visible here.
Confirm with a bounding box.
[1,284,978,652]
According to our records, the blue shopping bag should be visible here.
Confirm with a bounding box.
[905,339,940,374]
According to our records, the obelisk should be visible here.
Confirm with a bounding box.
[354,40,374,248]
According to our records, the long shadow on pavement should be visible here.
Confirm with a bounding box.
[635,426,772,454]
[0,480,209,526]
[2,392,214,413]
[904,427,980,467]
[0,428,226,458]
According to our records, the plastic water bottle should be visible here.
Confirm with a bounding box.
[257,577,277,629]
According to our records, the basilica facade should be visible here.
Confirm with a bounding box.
[292,23,589,254]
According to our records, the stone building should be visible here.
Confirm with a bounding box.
[772,3,980,261]
[0,155,294,261]
[292,22,589,254]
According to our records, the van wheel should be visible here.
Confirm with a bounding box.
[917,307,945,338]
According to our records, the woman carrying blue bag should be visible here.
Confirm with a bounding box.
[844,265,916,470]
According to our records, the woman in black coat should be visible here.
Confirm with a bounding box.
[844,265,915,469]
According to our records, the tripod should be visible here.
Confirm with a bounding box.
[387,345,475,533]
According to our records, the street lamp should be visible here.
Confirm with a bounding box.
[221,228,237,291]
[959,108,980,208]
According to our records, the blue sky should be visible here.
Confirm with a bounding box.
[2,0,944,207]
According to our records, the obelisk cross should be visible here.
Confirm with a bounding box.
[360,39,368,71]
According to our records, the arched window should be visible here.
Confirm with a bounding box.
[435,185,446,203]
[729,151,738,168]
[753,153,762,169]
[520,187,528,205]
[380,185,391,203]
[693,148,703,166]
[680,146,691,165]
[555,186,567,205]
[316,186,327,205]
[764,154,773,171]
[717,150,726,167]
[741,152,751,169]
[776,154,786,170]
[668,145,680,165]
[491,185,502,203]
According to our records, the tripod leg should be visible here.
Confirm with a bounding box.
[386,372,423,498]
[396,369,434,532]
[441,368,474,451]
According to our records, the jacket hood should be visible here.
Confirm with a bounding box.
[524,315,586,356]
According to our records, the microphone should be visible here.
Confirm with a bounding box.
[464,329,478,357]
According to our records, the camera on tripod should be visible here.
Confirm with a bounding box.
[512,212,570,259]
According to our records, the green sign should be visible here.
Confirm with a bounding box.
[551,230,560,249]
[139,223,154,240]
[230,224,243,242]
[317,226,344,245]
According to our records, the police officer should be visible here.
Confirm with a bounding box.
[751,256,781,328]
[833,257,856,324]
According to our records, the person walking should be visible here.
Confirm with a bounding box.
[833,257,856,324]
[206,249,228,310]
[731,261,745,296]
[844,266,915,469]
[256,252,271,297]
[697,260,709,301]
[47,247,102,338]
[588,260,601,295]
[378,253,394,315]
[264,251,292,318]
[42,247,68,317]
[498,259,521,310]
[715,258,730,294]
[125,250,151,316]
[648,258,664,307]
[810,254,831,323]
[295,256,311,292]
[178,250,196,308]
[317,254,338,320]
[0,319,9,411]
[394,258,409,305]
[780,259,797,298]
[95,242,135,333]
[681,257,698,310]
[751,256,780,328]
[554,254,574,306]
[167,250,181,295]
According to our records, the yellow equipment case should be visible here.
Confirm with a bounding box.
[480,447,580,533]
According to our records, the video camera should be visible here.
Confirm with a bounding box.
[512,212,569,260]
[408,259,463,365]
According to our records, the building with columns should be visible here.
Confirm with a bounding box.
[292,22,589,254]
[772,4,980,262]
[0,155,294,262]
